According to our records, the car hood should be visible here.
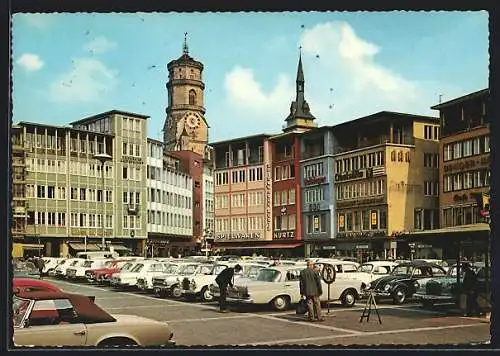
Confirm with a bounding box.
[371,274,411,288]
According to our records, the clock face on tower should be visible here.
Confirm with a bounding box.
[184,112,202,129]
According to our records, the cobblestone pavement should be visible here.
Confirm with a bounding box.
[47,278,491,347]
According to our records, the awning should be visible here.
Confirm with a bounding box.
[68,243,101,251]
[108,244,131,251]
[22,244,44,250]
[219,243,303,250]
[410,223,490,235]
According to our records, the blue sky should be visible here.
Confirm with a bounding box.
[12,12,488,142]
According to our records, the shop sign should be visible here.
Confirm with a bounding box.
[309,203,321,212]
[322,246,336,250]
[265,163,273,233]
[417,244,433,249]
[273,231,295,240]
[443,156,489,173]
[370,210,378,229]
[304,176,326,186]
[336,196,384,209]
[453,194,469,202]
[215,233,262,241]
[335,168,373,182]
[336,231,386,239]
[356,244,369,249]
[120,156,143,164]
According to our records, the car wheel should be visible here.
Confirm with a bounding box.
[158,290,167,298]
[171,285,182,298]
[392,287,407,304]
[341,289,357,307]
[272,295,290,311]
[98,338,138,347]
[200,286,214,302]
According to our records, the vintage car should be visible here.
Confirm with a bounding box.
[181,262,265,302]
[135,261,172,292]
[413,259,450,272]
[41,258,65,276]
[210,266,363,311]
[92,260,136,284]
[13,261,41,279]
[364,261,448,304]
[13,278,62,294]
[353,261,399,289]
[153,262,207,298]
[54,258,86,279]
[110,260,160,289]
[66,259,111,281]
[413,262,487,309]
[12,290,175,347]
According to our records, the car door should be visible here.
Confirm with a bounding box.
[14,299,87,347]
[283,269,301,303]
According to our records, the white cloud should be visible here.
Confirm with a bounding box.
[16,53,44,72]
[83,36,118,55]
[222,21,466,134]
[48,58,118,103]
[20,13,51,29]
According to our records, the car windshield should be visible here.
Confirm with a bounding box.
[213,265,228,275]
[70,261,80,266]
[149,264,166,272]
[358,264,374,273]
[256,269,281,282]
[105,261,114,268]
[392,265,412,275]
[242,266,262,279]
[164,264,179,274]
[120,263,133,271]
[178,264,199,275]
[130,264,144,272]
[13,296,31,328]
[83,261,94,268]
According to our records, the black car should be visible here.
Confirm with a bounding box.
[364,261,448,304]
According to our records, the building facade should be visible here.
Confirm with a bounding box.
[331,112,441,261]
[298,127,337,257]
[432,89,490,228]
[163,37,210,158]
[212,134,272,252]
[146,139,194,257]
[201,164,215,246]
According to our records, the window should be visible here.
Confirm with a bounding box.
[37,185,45,198]
[281,191,287,206]
[123,167,128,179]
[484,136,490,153]
[274,167,281,181]
[443,144,453,161]
[274,191,280,206]
[391,151,396,162]
[453,142,462,159]
[256,167,263,180]
[80,188,86,201]
[288,188,296,204]
[463,140,472,157]
[473,137,481,155]
[443,175,452,192]
[47,186,55,199]
[189,90,196,105]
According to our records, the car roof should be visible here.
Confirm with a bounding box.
[15,290,116,323]
[395,261,443,268]
[13,278,61,291]
[361,261,398,266]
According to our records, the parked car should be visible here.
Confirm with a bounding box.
[413,259,450,272]
[66,259,111,281]
[12,290,175,347]
[13,261,41,279]
[92,260,136,284]
[210,266,363,311]
[13,278,62,294]
[54,258,86,279]
[414,262,487,309]
[181,262,266,302]
[135,261,172,292]
[364,261,448,304]
[153,262,206,298]
[110,260,161,289]
[41,258,65,276]
[353,261,399,289]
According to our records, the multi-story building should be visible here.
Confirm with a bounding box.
[212,134,272,252]
[432,88,490,228]
[298,126,337,257]
[331,111,440,261]
[145,139,193,257]
[202,163,215,246]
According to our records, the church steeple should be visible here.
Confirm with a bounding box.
[183,32,189,55]
[283,49,317,133]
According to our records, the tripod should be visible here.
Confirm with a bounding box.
[359,281,382,324]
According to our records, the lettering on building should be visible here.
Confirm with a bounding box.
[336,231,386,239]
[304,176,326,186]
[443,156,489,173]
[334,168,372,182]
[265,163,273,233]
[215,233,262,241]
[453,194,469,202]
[309,203,321,212]
[336,196,385,209]
[273,231,295,240]
[120,156,143,164]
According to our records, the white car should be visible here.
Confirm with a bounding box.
[65,259,111,281]
[110,261,153,288]
[153,262,208,298]
[54,258,86,279]
[135,261,172,292]
[211,266,363,311]
[181,262,266,302]
[41,258,65,276]
[350,261,399,289]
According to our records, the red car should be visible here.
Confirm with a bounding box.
[92,260,136,284]
[13,278,61,294]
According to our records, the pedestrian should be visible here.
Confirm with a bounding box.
[215,264,242,313]
[35,256,45,279]
[299,260,324,322]
[462,262,481,317]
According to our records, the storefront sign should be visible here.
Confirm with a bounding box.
[443,156,489,173]
[336,196,385,209]
[338,214,345,229]
[309,203,321,212]
[453,194,469,202]
[336,230,386,239]
[273,231,295,240]
[120,156,143,164]
[215,233,262,241]
[334,168,372,182]
[370,210,378,229]
[304,176,326,186]
[356,244,369,249]
[265,163,272,234]
[322,246,336,250]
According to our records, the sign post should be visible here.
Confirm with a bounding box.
[321,263,336,315]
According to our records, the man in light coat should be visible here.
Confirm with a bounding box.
[299,260,324,322]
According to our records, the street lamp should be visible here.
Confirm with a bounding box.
[203,228,212,258]
[94,153,112,251]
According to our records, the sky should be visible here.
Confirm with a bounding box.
[12,12,489,142]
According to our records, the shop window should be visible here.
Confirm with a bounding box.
[397,151,403,162]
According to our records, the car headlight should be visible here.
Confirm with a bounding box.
[384,284,391,292]
[414,281,419,289]
[190,279,196,290]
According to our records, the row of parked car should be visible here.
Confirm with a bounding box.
[42,254,484,312]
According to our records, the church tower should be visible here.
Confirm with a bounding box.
[283,51,317,133]
[163,34,209,156]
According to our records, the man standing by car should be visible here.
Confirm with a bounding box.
[462,262,481,316]
[215,264,242,313]
[299,260,324,322]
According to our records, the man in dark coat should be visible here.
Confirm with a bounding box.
[462,263,481,316]
[299,260,324,322]
[215,264,242,313]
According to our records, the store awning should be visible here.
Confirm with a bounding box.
[108,244,131,251]
[410,223,490,235]
[219,243,303,250]
[68,243,101,251]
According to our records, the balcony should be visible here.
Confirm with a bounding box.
[301,149,325,160]
[273,152,294,162]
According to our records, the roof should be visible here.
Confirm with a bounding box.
[147,137,164,145]
[15,291,116,323]
[210,133,275,147]
[430,88,489,110]
[332,111,439,130]
[16,121,114,137]
[70,110,150,126]
[267,130,303,141]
